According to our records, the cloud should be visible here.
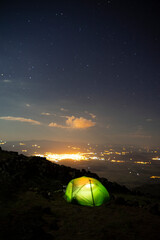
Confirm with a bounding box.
[41,112,51,116]
[60,108,68,112]
[0,116,41,125]
[129,134,151,139]
[2,79,12,83]
[48,122,68,128]
[66,116,96,129]
[106,124,111,129]
[89,113,96,119]
[84,111,96,119]
[129,125,151,139]
[26,104,31,107]
[146,118,152,122]
[49,116,96,129]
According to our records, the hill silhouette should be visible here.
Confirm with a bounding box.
[0,147,160,240]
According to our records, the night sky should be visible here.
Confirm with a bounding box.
[0,0,160,146]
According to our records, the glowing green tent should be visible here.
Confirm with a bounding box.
[65,176,110,207]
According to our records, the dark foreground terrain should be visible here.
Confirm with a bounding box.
[0,147,160,240]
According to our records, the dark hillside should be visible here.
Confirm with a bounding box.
[0,147,160,240]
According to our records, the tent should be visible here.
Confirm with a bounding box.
[65,176,110,207]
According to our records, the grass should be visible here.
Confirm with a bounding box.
[1,190,160,240]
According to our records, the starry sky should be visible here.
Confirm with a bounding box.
[0,0,160,146]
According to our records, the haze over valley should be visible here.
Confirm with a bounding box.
[1,139,160,189]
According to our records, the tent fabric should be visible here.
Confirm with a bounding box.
[65,176,110,207]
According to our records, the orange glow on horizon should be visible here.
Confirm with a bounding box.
[34,152,88,162]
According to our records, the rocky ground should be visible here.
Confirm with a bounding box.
[0,147,160,240]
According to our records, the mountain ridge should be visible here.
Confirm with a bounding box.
[0,147,160,240]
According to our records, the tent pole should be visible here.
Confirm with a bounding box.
[89,179,95,206]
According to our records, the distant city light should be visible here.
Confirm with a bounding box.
[150,176,160,179]
[35,152,88,161]
[134,161,151,165]
[152,157,160,160]
[111,160,125,163]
